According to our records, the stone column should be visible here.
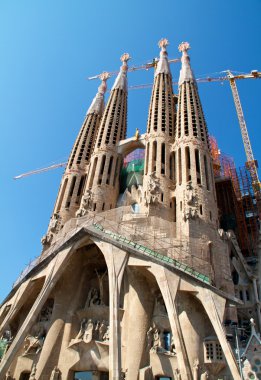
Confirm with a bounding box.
[149,266,192,380]
[93,240,128,380]
[196,288,241,380]
[0,243,78,380]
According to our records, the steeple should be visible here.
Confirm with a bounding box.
[81,54,130,214]
[142,39,176,217]
[42,75,108,246]
[173,42,218,235]
[178,42,194,85]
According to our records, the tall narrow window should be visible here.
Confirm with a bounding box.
[76,175,86,203]
[185,146,191,182]
[106,156,114,185]
[145,142,149,175]
[89,157,98,189]
[152,141,157,172]
[56,178,68,213]
[161,143,165,175]
[204,155,210,190]
[113,157,119,187]
[98,155,106,185]
[195,149,201,184]
[66,176,77,208]
[178,148,182,185]
[173,197,176,222]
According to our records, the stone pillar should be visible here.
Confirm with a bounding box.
[196,288,241,380]
[0,244,77,380]
[93,240,128,380]
[149,266,192,380]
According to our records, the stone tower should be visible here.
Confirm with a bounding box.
[173,42,218,236]
[42,74,108,244]
[142,39,176,220]
[83,53,130,214]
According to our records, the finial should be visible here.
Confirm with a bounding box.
[99,72,110,81]
[98,72,109,94]
[120,53,131,64]
[158,38,169,51]
[178,41,191,53]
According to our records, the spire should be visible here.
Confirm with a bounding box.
[111,53,130,92]
[86,72,109,115]
[178,42,195,85]
[155,38,171,77]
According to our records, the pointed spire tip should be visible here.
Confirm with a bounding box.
[158,38,169,51]
[178,42,191,53]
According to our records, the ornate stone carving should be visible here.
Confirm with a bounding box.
[76,189,94,217]
[50,366,61,380]
[74,318,109,345]
[84,288,101,308]
[200,370,209,380]
[153,295,167,316]
[146,172,162,205]
[49,213,61,233]
[183,181,199,221]
[23,323,45,355]
[29,364,37,380]
[178,41,191,52]
[174,368,181,379]
[41,233,53,246]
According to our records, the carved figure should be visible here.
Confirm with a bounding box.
[146,172,162,205]
[41,233,53,246]
[29,364,37,380]
[95,269,107,305]
[83,319,94,343]
[135,128,140,140]
[99,320,107,341]
[200,371,209,380]
[75,318,87,340]
[49,213,60,233]
[154,295,167,315]
[5,371,12,380]
[147,327,154,350]
[174,368,181,380]
[183,182,199,221]
[170,336,176,354]
[103,326,110,343]
[193,359,199,380]
[50,366,61,380]
[85,288,100,308]
[23,335,44,355]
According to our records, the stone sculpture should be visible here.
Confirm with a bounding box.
[50,366,61,380]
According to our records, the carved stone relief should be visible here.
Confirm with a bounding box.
[183,181,199,221]
[145,172,162,205]
[76,189,93,217]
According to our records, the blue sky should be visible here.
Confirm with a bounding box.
[1,0,260,302]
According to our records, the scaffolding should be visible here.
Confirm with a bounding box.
[209,136,259,257]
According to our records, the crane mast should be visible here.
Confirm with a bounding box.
[226,70,261,198]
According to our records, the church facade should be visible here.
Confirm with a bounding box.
[0,39,260,380]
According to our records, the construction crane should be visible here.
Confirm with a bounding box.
[14,70,261,190]
[87,58,180,80]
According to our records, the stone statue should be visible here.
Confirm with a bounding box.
[170,336,176,354]
[50,366,61,380]
[83,319,94,343]
[174,368,181,380]
[103,326,110,343]
[95,269,107,305]
[41,233,53,246]
[75,318,87,340]
[193,359,199,380]
[5,371,12,380]
[23,323,45,355]
[99,320,107,341]
[147,327,154,350]
[154,295,167,315]
[184,182,199,221]
[29,364,37,380]
[49,213,60,233]
[85,288,100,308]
[146,172,162,205]
[200,371,209,380]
